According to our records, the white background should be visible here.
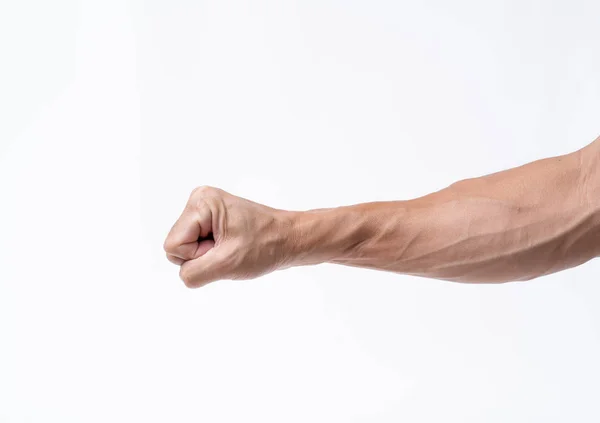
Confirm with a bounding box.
[1,0,600,421]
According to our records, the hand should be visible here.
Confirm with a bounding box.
[164,186,294,288]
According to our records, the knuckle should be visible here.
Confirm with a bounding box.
[188,187,226,213]
[179,266,198,288]
[163,237,176,254]
[191,185,215,198]
[189,186,220,209]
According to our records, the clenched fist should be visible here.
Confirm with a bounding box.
[163,186,299,288]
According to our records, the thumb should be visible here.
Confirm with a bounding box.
[178,246,231,288]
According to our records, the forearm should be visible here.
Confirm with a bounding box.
[286,140,600,283]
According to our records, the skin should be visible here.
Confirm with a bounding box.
[164,136,600,288]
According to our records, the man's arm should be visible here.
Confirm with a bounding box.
[286,137,600,283]
[164,137,600,287]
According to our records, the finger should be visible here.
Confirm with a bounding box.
[179,247,230,288]
[196,238,216,258]
[166,254,184,266]
[167,238,214,267]
[164,206,212,261]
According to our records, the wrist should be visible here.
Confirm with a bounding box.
[279,205,377,268]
